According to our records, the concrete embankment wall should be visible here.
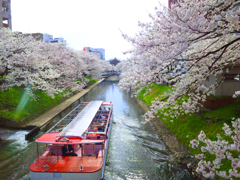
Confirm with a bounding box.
[105,75,119,81]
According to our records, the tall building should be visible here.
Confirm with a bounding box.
[0,0,12,30]
[83,47,105,60]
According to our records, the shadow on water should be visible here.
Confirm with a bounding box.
[0,80,194,180]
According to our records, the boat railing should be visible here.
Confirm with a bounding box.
[103,107,112,134]
[47,103,87,133]
[34,142,104,171]
[33,158,55,172]
[86,106,113,135]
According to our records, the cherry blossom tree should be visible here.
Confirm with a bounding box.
[190,118,240,179]
[0,28,107,97]
[102,60,113,72]
[119,0,240,119]
[0,29,83,97]
[118,1,240,178]
[118,58,153,93]
[77,51,105,80]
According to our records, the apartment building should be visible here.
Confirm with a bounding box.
[0,0,12,29]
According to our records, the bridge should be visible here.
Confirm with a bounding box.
[102,71,121,76]
[102,71,120,81]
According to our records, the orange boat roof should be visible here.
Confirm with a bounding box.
[36,133,104,144]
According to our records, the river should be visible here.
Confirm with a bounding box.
[0,81,193,180]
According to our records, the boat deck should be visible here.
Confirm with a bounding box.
[30,155,103,173]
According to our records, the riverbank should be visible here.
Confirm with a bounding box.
[0,80,193,180]
[0,79,105,129]
[24,78,104,128]
[136,84,240,180]
[25,78,105,139]
[136,99,201,179]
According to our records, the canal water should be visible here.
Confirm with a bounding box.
[0,81,193,180]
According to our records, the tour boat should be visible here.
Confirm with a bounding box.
[29,101,113,180]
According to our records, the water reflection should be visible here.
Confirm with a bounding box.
[0,81,193,180]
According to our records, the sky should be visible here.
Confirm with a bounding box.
[11,0,168,60]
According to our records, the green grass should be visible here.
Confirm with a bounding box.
[85,76,97,86]
[159,107,239,179]
[137,84,240,179]
[0,86,68,123]
[87,79,97,86]
[137,84,172,105]
[0,76,98,124]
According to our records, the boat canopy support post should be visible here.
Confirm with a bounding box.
[102,143,103,158]
[81,144,83,157]
[37,143,39,158]
[57,145,59,160]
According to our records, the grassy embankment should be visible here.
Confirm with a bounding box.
[0,76,97,125]
[85,76,97,87]
[137,84,240,178]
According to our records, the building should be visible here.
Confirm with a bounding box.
[0,0,12,30]
[83,47,105,60]
[50,37,66,44]
[204,63,240,96]
[30,33,66,48]
[31,33,66,43]
[31,33,54,42]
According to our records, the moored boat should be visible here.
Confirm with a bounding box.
[29,101,113,180]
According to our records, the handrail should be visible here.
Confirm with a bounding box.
[47,103,87,133]
[86,107,112,135]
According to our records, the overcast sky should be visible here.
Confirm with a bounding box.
[11,0,167,60]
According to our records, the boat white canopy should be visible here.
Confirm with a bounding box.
[58,101,103,138]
